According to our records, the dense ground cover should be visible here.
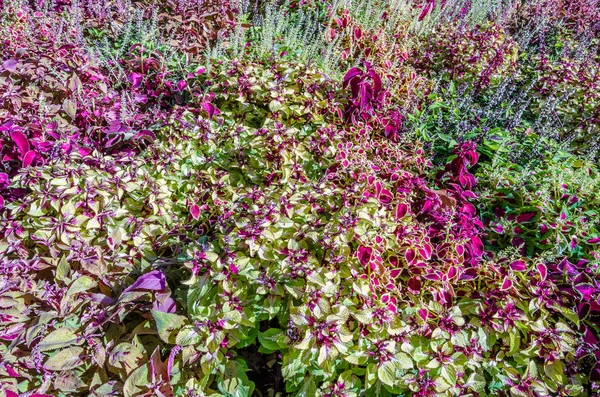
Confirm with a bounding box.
[1,0,599,396]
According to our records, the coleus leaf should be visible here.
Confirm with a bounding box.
[128,72,143,88]
[2,58,17,72]
[418,1,435,21]
[44,346,85,371]
[202,102,220,119]
[152,310,187,344]
[10,130,29,157]
[343,67,363,89]
[575,283,596,301]
[124,270,167,293]
[510,260,527,272]
[22,150,37,167]
[190,204,201,220]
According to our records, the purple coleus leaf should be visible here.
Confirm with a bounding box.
[395,203,408,218]
[500,277,513,291]
[575,283,596,301]
[470,236,484,257]
[407,276,421,294]
[190,204,201,220]
[202,102,220,119]
[587,237,600,244]
[22,150,37,167]
[176,80,188,92]
[135,130,156,143]
[418,1,435,21]
[124,270,167,293]
[516,212,536,223]
[357,246,373,267]
[342,67,363,89]
[510,260,527,272]
[10,130,30,157]
[2,58,17,72]
[537,263,547,281]
[584,325,599,344]
[153,292,177,313]
[128,72,143,88]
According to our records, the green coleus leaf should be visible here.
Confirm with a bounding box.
[66,275,97,296]
[176,325,203,346]
[108,342,146,374]
[365,380,393,397]
[217,359,255,397]
[377,361,397,387]
[466,372,486,393]
[543,360,564,383]
[258,328,285,351]
[44,346,85,371]
[123,364,150,397]
[395,352,413,370]
[152,310,188,344]
[38,327,81,352]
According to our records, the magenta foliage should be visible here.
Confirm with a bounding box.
[548,257,600,379]
[342,62,384,123]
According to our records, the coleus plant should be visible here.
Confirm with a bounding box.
[475,132,600,391]
[135,58,584,395]
[0,0,239,208]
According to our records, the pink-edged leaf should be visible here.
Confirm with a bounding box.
[190,204,201,220]
[22,150,37,167]
[447,266,457,279]
[418,308,429,320]
[395,203,408,218]
[343,67,363,88]
[537,263,547,281]
[124,270,166,293]
[510,260,527,272]
[379,189,393,204]
[387,303,398,314]
[407,276,421,294]
[369,69,382,97]
[460,267,478,280]
[10,130,29,156]
[587,237,600,244]
[357,246,373,266]
[167,346,182,380]
[423,272,441,281]
[405,249,416,265]
[500,277,513,291]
